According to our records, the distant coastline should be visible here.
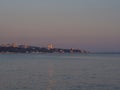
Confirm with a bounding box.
[0,43,89,54]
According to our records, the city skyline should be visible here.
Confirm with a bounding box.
[0,0,120,52]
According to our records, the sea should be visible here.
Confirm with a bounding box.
[0,53,120,90]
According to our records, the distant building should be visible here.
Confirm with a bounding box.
[1,44,7,47]
[47,44,54,49]
[19,43,28,48]
[23,44,28,48]
[6,44,12,47]
[12,43,18,48]
[70,48,74,53]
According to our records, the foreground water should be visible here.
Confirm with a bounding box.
[0,53,120,90]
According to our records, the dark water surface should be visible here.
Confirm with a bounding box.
[0,53,120,90]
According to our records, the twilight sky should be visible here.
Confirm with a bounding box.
[0,0,120,52]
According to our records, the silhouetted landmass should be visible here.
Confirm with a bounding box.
[0,45,88,54]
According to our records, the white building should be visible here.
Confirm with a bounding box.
[47,44,54,49]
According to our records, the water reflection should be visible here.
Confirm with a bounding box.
[47,63,56,90]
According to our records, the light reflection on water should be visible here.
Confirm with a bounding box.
[47,63,56,90]
[0,53,120,90]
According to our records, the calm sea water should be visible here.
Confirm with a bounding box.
[0,53,120,90]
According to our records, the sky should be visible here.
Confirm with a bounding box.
[0,0,120,52]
